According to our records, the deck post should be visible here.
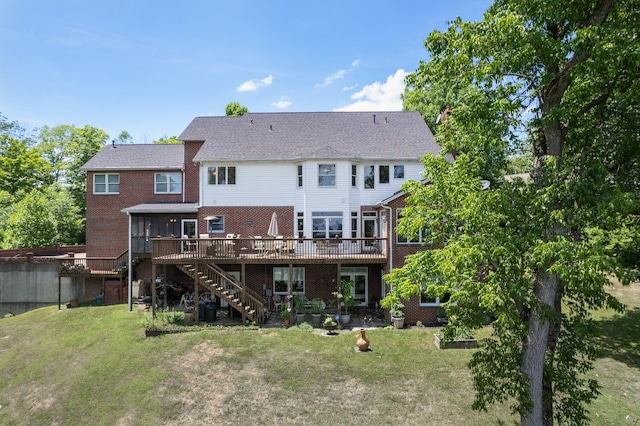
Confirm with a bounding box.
[194,263,199,325]
[151,263,157,317]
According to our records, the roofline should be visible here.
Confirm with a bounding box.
[81,166,184,171]
[121,202,199,214]
[375,178,430,206]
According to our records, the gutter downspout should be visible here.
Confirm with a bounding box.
[182,166,186,203]
[127,212,133,312]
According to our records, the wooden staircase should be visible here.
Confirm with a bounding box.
[178,263,267,324]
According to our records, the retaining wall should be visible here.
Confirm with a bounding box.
[0,261,84,316]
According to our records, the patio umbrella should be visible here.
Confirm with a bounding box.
[267,212,279,237]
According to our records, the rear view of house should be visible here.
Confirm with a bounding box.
[77,111,444,324]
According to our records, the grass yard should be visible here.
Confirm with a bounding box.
[0,281,638,425]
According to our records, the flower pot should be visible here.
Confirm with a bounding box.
[311,313,322,326]
[392,317,404,329]
[323,322,337,335]
[340,313,351,324]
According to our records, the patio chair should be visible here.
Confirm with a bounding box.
[282,238,297,254]
[263,239,280,256]
[272,294,283,311]
[252,237,266,256]
[183,235,196,253]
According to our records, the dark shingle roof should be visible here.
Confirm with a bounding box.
[181,111,438,162]
[81,144,184,171]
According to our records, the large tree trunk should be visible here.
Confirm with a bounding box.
[521,270,558,426]
[543,286,563,426]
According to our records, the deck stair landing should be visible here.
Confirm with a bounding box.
[177,263,267,324]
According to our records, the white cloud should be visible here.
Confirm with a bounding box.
[315,70,346,88]
[236,75,274,92]
[316,59,362,89]
[271,96,292,109]
[342,84,358,91]
[334,69,408,111]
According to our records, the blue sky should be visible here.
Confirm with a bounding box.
[0,1,492,143]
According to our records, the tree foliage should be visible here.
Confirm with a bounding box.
[388,1,639,425]
[153,135,181,144]
[1,185,84,249]
[0,134,51,194]
[0,115,107,248]
[225,102,249,116]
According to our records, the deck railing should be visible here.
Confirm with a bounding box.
[152,237,386,262]
[58,251,129,276]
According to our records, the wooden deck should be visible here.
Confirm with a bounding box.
[152,237,387,265]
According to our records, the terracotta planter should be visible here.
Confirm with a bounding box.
[356,328,370,351]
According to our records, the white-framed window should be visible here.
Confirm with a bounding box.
[396,209,431,244]
[364,165,375,189]
[312,211,343,238]
[155,172,182,194]
[420,279,450,306]
[379,165,389,184]
[297,212,304,238]
[318,164,336,187]
[273,266,305,294]
[297,165,303,188]
[208,166,236,185]
[351,164,357,187]
[93,173,119,194]
[351,211,358,238]
[207,216,225,233]
[394,165,405,179]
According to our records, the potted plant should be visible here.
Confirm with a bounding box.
[323,316,338,335]
[310,298,324,326]
[293,293,308,324]
[333,279,355,324]
[389,302,405,329]
[280,302,292,326]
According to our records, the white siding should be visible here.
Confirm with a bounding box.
[199,160,425,236]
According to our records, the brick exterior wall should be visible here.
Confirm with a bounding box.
[382,191,440,326]
[85,168,184,257]
[183,141,202,203]
[198,206,295,238]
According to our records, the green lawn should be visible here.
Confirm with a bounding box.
[0,281,638,425]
